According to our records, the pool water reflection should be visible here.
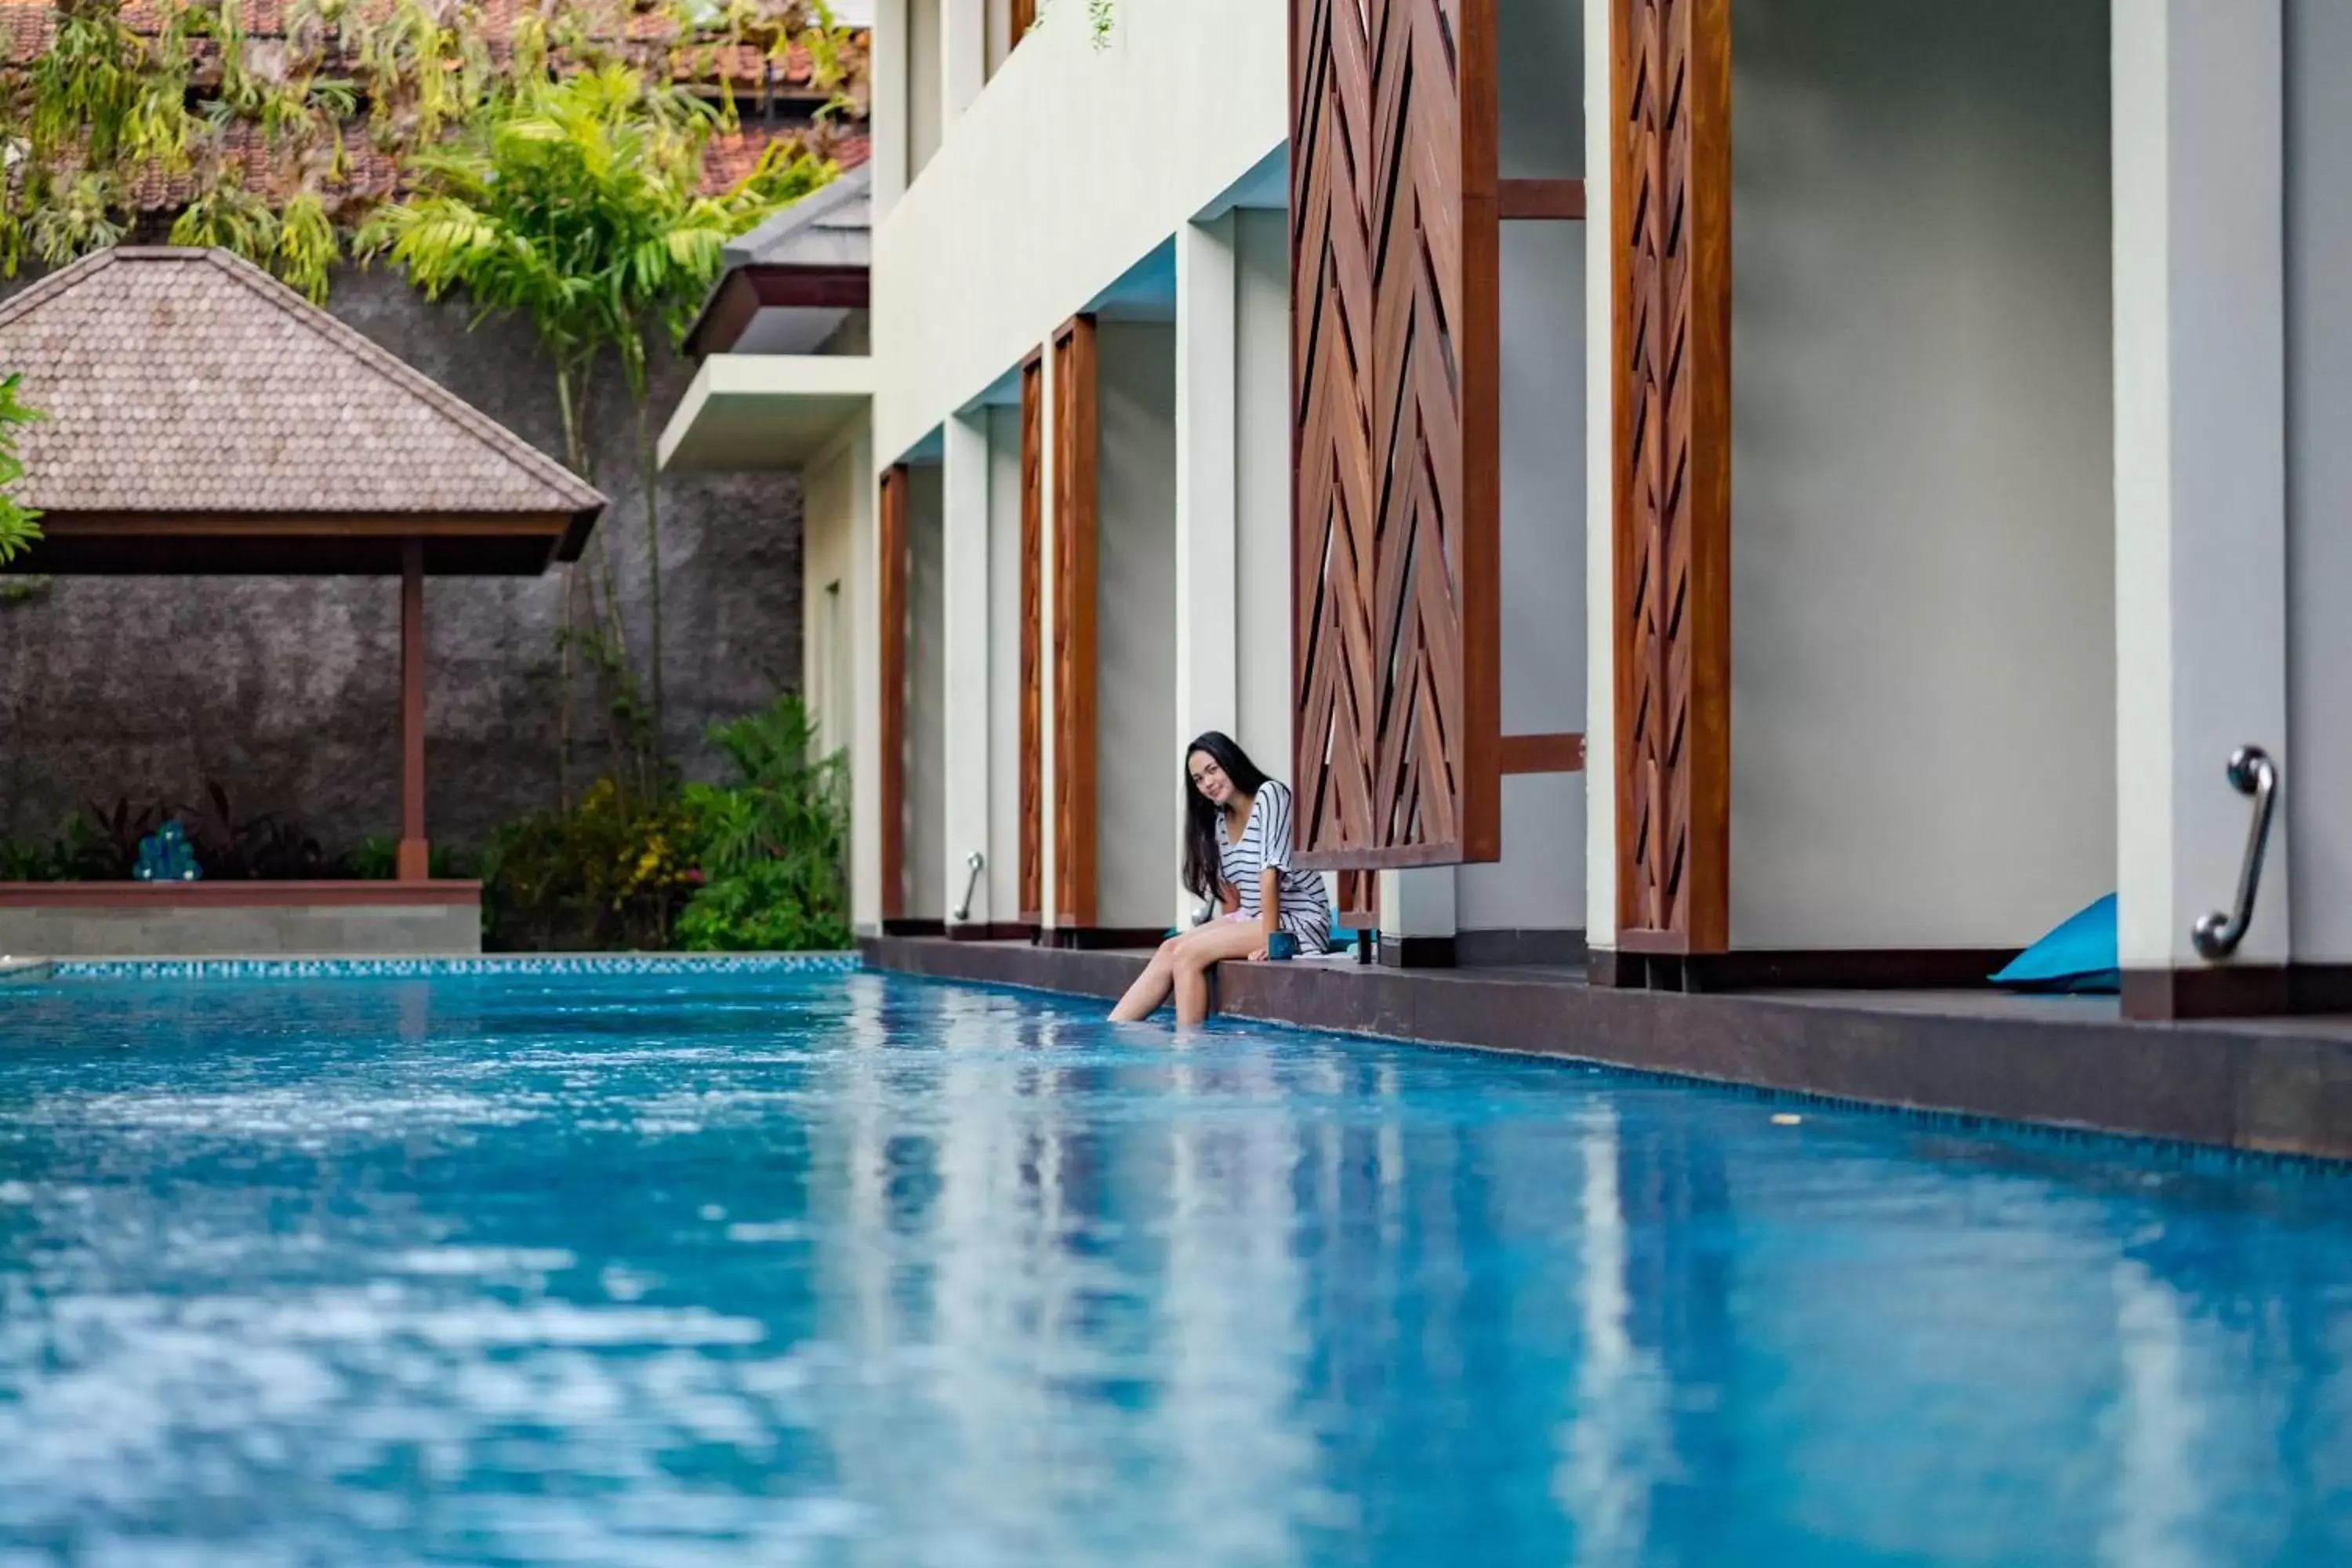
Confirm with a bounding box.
[0,970,2348,1566]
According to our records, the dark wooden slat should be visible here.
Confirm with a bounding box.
[1052,318,1099,931]
[1018,354,1044,924]
[1010,0,1036,49]
[878,463,909,924]
[1611,0,1730,953]
[1289,0,1501,873]
[1498,178,1588,220]
[1498,731,1587,775]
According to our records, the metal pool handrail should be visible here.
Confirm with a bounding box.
[953,851,985,924]
[2191,745,2278,961]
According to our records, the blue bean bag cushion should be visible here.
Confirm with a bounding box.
[1990,893,2119,993]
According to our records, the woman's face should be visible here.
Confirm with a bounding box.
[1188,751,1236,808]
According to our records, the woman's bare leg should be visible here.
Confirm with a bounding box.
[1168,920,1264,1025]
[1110,938,1184,1022]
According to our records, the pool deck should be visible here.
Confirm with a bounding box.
[864,935,2352,1161]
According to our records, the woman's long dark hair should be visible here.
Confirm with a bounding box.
[1180,731,1272,906]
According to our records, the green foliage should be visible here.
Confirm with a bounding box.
[0,813,114,881]
[362,61,833,407]
[674,693,850,951]
[478,695,848,953]
[361,60,833,799]
[0,0,867,300]
[483,778,702,952]
[674,858,848,952]
[0,374,45,567]
[345,834,470,880]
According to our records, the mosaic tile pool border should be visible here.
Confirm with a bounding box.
[49,953,865,982]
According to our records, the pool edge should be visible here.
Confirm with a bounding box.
[861,935,2352,1163]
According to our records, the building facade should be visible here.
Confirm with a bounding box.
[663,0,2351,1023]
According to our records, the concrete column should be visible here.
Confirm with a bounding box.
[1175,214,1240,928]
[1582,0,1617,951]
[1377,867,1457,967]
[942,0,985,126]
[872,0,909,220]
[2113,0,2292,1007]
[848,425,884,933]
[1038,336,1062,928]
[941,409,993,926]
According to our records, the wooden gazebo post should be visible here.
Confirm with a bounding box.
[397,538,430,882]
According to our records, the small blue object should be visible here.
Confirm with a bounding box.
[1991,893,2118,993]
[1266,931,1299,962]
[132,819,201,884]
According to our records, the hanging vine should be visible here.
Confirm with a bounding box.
[0,0,869,303]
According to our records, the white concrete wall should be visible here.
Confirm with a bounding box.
[1095,321,1181,932]
[2114,0,2291,976]
[938,412,993,920]
[905,461,948,920]
[804,425,881,930]
[1728,0,2114,949]
[1459,0,1588,939]
[983,0,1014,78]
[985,401,1025,923]
[2286,0,2352,963]
[1583,0,1617,949]
[872,0,1285,465]
[906,0,944,187]
[1233,208,1293,779]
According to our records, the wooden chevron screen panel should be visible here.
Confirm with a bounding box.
[1051,317,1100,929]
[1290,0,1502,871]
[878,462,910,924]
[1018,354,1044,924]
[1611,0,1731,953]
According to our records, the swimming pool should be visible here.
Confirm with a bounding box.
[1,966,2348,1566]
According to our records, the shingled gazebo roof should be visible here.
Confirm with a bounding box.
[0,248,605,575]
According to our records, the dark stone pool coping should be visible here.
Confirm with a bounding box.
[863,935,2352,1162]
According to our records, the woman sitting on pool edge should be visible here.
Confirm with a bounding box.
[1110,731,1332,1025]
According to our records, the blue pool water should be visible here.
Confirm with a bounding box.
[2,969,2350,1566]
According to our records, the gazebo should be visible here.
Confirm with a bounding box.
[0,248,605,956]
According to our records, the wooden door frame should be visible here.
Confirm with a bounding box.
[1051,315,1101,933]
[1017,351,1047,927]
[1610,0,1733,958]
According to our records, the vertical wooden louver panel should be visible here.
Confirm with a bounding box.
[1051,317,1100,929]
[1290,0,1501,872]
[878,462,910,924]
[1612,0,1731,952]
[1018,354,1045,925]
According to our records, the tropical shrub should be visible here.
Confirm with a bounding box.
[0,374,45,565]
[674,693,849,951]
[482,778,702,953]
[344,835,471,881]
[361,60,834,805]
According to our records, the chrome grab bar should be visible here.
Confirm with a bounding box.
[952,851,985,924]
[2191,746,2278,961]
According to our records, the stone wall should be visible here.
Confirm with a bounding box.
[0,265,804,852]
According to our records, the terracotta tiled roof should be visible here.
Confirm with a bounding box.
[0,247,604,519]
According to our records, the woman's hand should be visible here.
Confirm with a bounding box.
[1247,943,1270,962]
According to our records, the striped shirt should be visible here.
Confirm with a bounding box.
[1217,779,1331,949]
